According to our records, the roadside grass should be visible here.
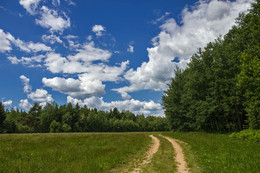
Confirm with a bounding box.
[162,132,260,173]
[141,134,177,173]
[0,132,150,173]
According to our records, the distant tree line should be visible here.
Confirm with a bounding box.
[0,102,169,133]
[162,1,259,132]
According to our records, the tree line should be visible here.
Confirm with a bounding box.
[0,102,169,133]
[162,1,259,132]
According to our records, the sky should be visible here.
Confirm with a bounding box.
[0,0,253,116]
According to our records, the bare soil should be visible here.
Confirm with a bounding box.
[161,135,190,173]
[131,135,160,173]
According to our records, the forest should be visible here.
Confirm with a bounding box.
[0,102,169,133]
[162,0,259,132]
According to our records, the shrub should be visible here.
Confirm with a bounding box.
[230,129,260,142]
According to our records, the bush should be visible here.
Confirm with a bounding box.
[230,129,260,142]
[50,120,62,133]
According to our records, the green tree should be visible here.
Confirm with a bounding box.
[0,102,6,132]
[50,120,62,133]
[236,0,260,129]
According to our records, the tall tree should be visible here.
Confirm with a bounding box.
[0,102,6,132]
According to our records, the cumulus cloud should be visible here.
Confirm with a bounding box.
[42,77,105,99]
[44,52,87,73]
[127,45,134,53]
[20,75,54,106]
[0,29,12,52]
[2,100,12,107]
[20,75,32,93]
[114,0,253,99]
[92,25,105,36]
[27,89,54,103]
[19,99,32,111]
[44,41,113,74]
[36,6,70,33]
[68,42,112,63]
[67,96,163,115]
[42,34,62,44]
[0,29,51,53]
[42,59,127,97]
[19,0,41,15]
[8,56,20,64]
[42,60,128,99]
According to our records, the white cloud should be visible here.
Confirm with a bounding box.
[19,75,54,105]
[52,0,60,7]
[42,77,105,99]
[8,55,45,67]
[26,42,52,52]
[43,41,113,72]
[42,34,62,44]
[19,0,41,15]
[8,56,19,64]
[152,12,171,24]
[42,60,128,99]
[27,89,53,103]
[68,42,112,63]
[92,25,105,36]
[0,29,51,53]
[127,45,134,53]
[36,6,70,33]
[114,0,253,99]
[67,96,163,115]
[19,99,32,111]
[78,60,129,82]
[2,100,12,107]
[64,35,78,39]
[20,75,32,93]
[0,29,12,52]
[44,52,87,73]
[87,35,92,41]
[65,0,76,6]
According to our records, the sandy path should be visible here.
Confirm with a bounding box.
[131,135,160,173]
[161,135,189,173]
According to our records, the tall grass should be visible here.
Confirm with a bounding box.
[0,133,150,173]
[162,132,260,173]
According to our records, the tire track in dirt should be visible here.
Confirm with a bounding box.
[161,135,189,173]
[131,135,160,173]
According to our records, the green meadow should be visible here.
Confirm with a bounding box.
[162,132,260,173]
[1,132,260,173]
[0,133,150,173]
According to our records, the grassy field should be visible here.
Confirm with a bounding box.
[162,132,260,173]
[0,133,150,173]
[1,132,260,173]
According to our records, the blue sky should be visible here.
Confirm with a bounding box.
[0,0,253,115]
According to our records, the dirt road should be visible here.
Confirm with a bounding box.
[131,135,160,173]
[161,135,190,173]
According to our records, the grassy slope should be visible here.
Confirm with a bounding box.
[162,132,260,173]
[0,133,150,173]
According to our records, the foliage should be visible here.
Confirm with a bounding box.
[162,1,260,132]
[0,102,169,133]
[0,102,6,132]
[162,132,260,173]
[230,129,260,142]
[236,0,260,129]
